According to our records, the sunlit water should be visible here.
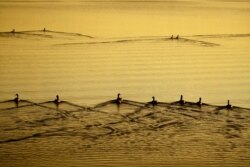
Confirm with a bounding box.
[0,1,250,167]
[0,99,250,166]
[0,31,249,107]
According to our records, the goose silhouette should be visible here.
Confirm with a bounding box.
[179,95,185,105]
[14,93,19,104]
[226,100,232,109]
[54,95,60,105]
[197,97,202,106]
[116,93,122,104]
[151,96,158,106]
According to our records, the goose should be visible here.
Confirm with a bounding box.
[179,95,185,105]
[116,93,122,104]
[226,100,232,109]
[43,28,46,32]
[197,97,202,106]
[151,96,158,106]
[11,29,15,33]
[176,35,179,39]
[14,94,19,104]
[54,95,60,105]
[170,35,174,39]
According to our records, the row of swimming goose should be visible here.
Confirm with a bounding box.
[10,28,47,33]
[116,93,232,109]
[12,93,232,109]
[13,94,60,105]
[170,35,179,39]
[10,29,177,39]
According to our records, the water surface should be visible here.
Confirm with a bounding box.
[0,99,249,167]
[0,31,249,107]
[0,1,250,166]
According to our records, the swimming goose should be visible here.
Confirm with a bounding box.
[151,96,158,106]
[14,94,19,104]
[197,97,202,106]
[170,35,174,39]
[11,29,15,33]
[176,35,179,39]
[179,95,185,105]
[54,95,60,105]
[226,100,232,109]
[116,93,122,104]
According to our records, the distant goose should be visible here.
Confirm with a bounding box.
[179,95,185,105]
[151,96,158,106]
[176,35,179,39]
[54,95,60,105]
[197,97,202,106]
[170,35,174,39]
[14,93,19,104]
[226,100,232,109]
[43,28,46,32]
[11,29,15,33]
[116,93,122,104]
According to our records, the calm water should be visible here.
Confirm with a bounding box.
[0,1,250,166]
[0,31,249,107]
[0,0,250,107]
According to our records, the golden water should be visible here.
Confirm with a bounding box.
[0,1,250,166]
[0,31,249,107]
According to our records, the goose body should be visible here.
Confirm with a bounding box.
[179,95,185,105]
[197,97,202,106]
[14,94,19,104]
[151,96,158,106]
[54,95,60,105]
[116,93,122,104]
[226,100,232,109]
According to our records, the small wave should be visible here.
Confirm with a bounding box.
[56,36,220,47]
[0,127,67,144]
[56,37,160,46]
[193,33,250,38]
[0,98,249,144]
[178,38,220,47]
[0,29,93,40]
